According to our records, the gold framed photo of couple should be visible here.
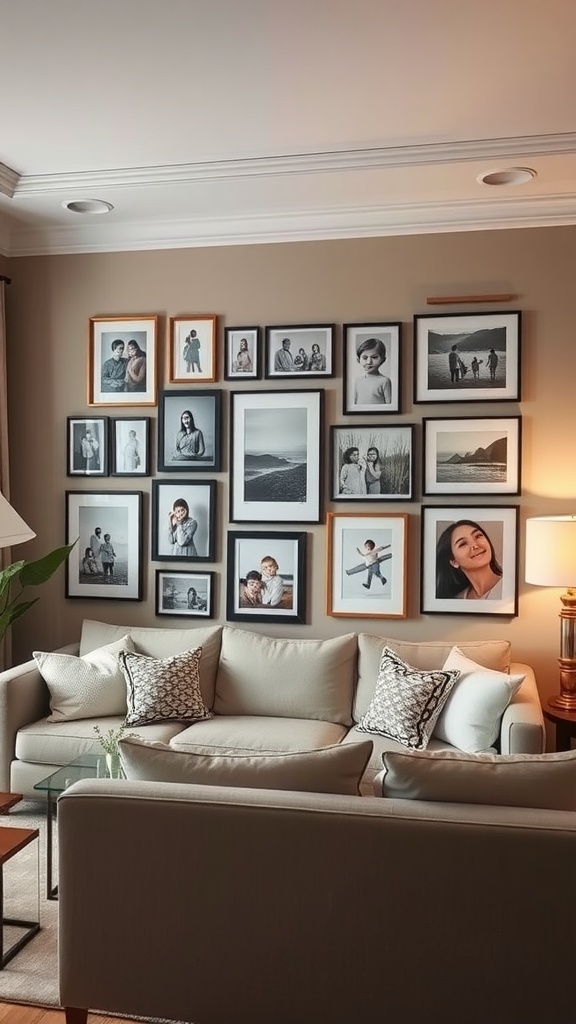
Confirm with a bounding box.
[329,424,414,501]
[226,530,307,624]
[413,311,521,404]
[224,326,261,381]
[326,512,408,619]
[343,322,402,415]
[67,416,109,476]
[89,314,158,407]
[169,315,217,384]
[264,324,334,379]
[155,570,215,619]
[110,417,151,477]
[65,490,143,601]
[420,504,519,617]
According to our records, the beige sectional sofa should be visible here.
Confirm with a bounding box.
[0,617,545,797]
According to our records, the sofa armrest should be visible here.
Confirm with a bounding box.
[499,664,545,754]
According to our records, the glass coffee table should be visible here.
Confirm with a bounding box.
[34,754,123,900]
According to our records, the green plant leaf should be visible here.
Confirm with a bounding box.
[19,541,77,587]
[0,597,39,636]
[0,561,25,601]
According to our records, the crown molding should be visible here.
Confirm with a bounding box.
[0,163,20,199]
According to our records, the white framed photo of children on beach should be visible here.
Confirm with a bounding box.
[230,390,323,523]
[224,326,261,381]
[155,569,215,619]
[413,311,521,404]
[226,530,306,624]
[422,416,521,496]
[89,314,158,407]
[326,512,407,618]
[420,505,519,617]
[169,315,217,384]
[151,480,216,562]
[66,416,109,476]
[330,424,414,501]
[158,390,222,472]
[343,322,401,415]
[264,324,334,379]
[110,417,151,477]
[65,490,143,600]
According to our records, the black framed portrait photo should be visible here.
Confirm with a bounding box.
[110,417,151,476]
[343,322,402,414]
[226,530,307,624]
[66,416,108,476]
[158,390,222,472]
[151,480,216,562]
[224,326,261,380]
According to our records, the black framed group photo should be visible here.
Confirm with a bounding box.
[65,491,143,600]
[330,424,414,501]
[264,324,334,379]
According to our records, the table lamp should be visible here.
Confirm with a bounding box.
[525,515,576,711]
[0,491,35,549]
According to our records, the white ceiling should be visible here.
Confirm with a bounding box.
[1,0,576,257]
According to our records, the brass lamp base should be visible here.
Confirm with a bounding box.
[548,654,576,712]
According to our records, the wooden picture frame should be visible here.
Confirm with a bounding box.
[155,569,215,618]
[326,512,408,618]
[329,424,414,501]
[226,530,306,624]
[151,480,216,562]
[422,416,521,496]
[343,322,402,414]
[66,416,108,476]
[65,490,143,600]
[158,389,222,472]
[89,314,158,406]
[264,324,334,379]
[224,326,261,380]
[169,315,217,383]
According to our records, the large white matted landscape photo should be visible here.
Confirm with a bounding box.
[423,416,521,495]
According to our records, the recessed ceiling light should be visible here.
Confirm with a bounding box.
[477,167,536,187]
[62,199,114,215]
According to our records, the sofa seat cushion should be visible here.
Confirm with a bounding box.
[15,716,188,766]
[342,726,456,796]
[170,715,348,755]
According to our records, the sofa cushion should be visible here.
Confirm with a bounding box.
[34,636,134,723]
[171,716,347,754]
[433,647,525,752]
[356,647,459,750]
[213,626,357,726]
[342,725,455,796]
[354,634,511,722]
[79,619,222,709]
[119,648,213,727]
[379,748,576,811]
[119,735,373,796]
[15,716,187,766]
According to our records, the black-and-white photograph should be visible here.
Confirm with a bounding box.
[65,491,143,600]
[330,424,414,500]
[89,315,158,406]
[110,417,151,476]
[67,417,108,476]
[343,322,402,414]
[226,530,306,624]
[155,570,215,618]
[169,315,217,383]
[423,416,521,496]
[151,480,216,562]
[158,390,222,472]
[327,512,408,619]
[264,324,334,378]
[224,326,260,380]
[413,311,521,403]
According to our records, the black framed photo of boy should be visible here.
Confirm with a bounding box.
[343,322,401,414]
[169,315,217,384]
[89,314,158,407]
[224,326,261,381]
[158,390,222,472]
[151,480,216,562]
[155,570,215,619]
[420,505,519,617]
[65,490,143,600]
[264,324,334,379]
[226,530,306,624]
[67,416,108,476]
[110,417,151,477]
[326,512,407,619]
[330,424,414,501]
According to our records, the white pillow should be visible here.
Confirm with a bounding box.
[34,635,134,722]
[434,647,525,752]
[119,736,373,796]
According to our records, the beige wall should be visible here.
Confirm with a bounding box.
[4,226,576,707]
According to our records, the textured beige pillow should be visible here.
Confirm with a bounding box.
[433,647,525,752]
[379,748,576,810]
[34,635,134,722]
[119,647,213,727]
[119,736,373,796]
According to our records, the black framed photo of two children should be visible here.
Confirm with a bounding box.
[343,323,402,415]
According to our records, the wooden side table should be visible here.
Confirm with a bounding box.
[542,705,576,752]
[0,824,40,967]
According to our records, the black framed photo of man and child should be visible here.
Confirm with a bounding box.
[65,491,143,601]
[67,416,151,477]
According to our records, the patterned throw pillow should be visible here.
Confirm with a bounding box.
[356,647,460,750]
[119,647,213,727]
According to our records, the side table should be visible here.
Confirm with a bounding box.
[542,705,576,752]
[0,825,40,967]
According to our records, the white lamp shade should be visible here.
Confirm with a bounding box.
[525,515,576,587]
[0,491,36,549]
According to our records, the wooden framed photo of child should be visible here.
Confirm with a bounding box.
[151,480,216,562]
[343,322,402,415]
[110,417,151,476]
[326,512,408,618]
[226,530,307,623]
[169,315,217,384]
[155,570,215,619]
[330,424,414,501]
[65,490,143,600]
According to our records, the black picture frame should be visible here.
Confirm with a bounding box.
[155,569,215,618]
[158,389,222,472]
[110,417,151,476]
[343,322,402,414]
[224,326,261,380]
[66,416,109,476]
[422,416,522,496]
[151,480,217,562]
[329,423,414,501]
[65,490,143,600]
[264,324,334,379]
[226,530,307,624]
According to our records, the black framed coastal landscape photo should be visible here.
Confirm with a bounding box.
[413,311,521,403]
[420,505,519,617]
[326,512,407,619]
[224,326,261,380]
[329,424,414,501]
[151,480,216,563]
[264,324,334,379]
[169,315,217,384]
[155,569,215,619]
[89,314,158,407]
[343,322,401,414]
[226,530,306,624]
[65,490,143,600]
[423,416,521,496]
[158,390,222,472]
[66,416,108,476]
[110,417,151,477]
[230,390,323,523]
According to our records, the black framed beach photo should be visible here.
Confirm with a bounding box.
[230,390,323,523]
[423,416,521,496]
[65,490,143,600]
[264,324,334,378]
[155,570,215,618]
[413,311,521,403]
[151,480,216,562]
[169,315,217,384]
[66,416,108,476]
[158,390,222,472]
[343,322,401,414]
[224,326,261,380]
[110,417,151,476]
[326,512,407,619]
[420,505,519,617]
[329,424,414,501]
[89,314,158,407]
[226,530,306,624]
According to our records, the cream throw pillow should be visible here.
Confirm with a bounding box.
[34,635,134,722]
[119,736,373,796]
[379,748,576,811]
[119,647,212,727]
[433,647,525,752]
